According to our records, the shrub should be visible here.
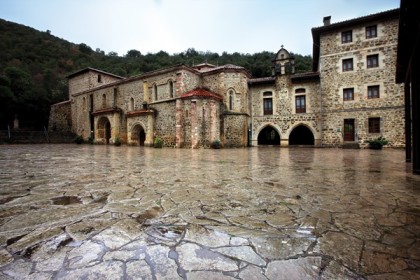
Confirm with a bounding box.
[367,136,389,149]
[74,135,84,144]
[114,137,121,146]
[210,140,222,149]
[154,137,163,148]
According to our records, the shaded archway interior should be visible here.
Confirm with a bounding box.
[258,126,280,145]
[289,125,314,145]
[97,117,111,144]
[131,124,146,146]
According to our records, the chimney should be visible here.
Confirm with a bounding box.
[323,16,331,26]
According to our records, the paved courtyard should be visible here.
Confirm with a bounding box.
[0,144,419,279]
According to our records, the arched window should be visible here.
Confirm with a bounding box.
[228,90,234,110]
[169,81,174,98]
[82,97,86,111]
[154,84,158,101]
[130,97,134,111]
[102,94,106,108]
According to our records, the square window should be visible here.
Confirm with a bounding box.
[367,54,379,68]
[366,25,377,38]
[342,58,353,72]
[295,96,306,113]
[343,88,354,101]
[369,117,380,133]
[341,30,352,43]
[368,85,380,99]
[263,98,273,115]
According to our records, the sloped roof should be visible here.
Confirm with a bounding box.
[67,67,125,79]
[180,88,223,101]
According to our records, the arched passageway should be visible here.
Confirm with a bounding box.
[289,125,314,145]
[132,124,146,146]
[98,117,111,144]
[258,126,280,145]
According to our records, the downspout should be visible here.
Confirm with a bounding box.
[319,64,323,147]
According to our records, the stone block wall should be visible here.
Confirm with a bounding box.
[319,17,404,146]
[48,100,72,132]
[222,113,249,147]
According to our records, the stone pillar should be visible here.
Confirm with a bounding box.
[280,139,289,147]
[176,72,184,95]
[191,100,198,148]
[112,113,120,143]
[176,99,183,148]
[210,100,217,141]
[145,113,154,147]
[143,81,149,103]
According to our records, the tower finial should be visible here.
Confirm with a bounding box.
[281,44,284,48]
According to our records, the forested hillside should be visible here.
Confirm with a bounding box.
[0,18,312,130]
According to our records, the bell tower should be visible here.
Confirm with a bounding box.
[272,46,295,76]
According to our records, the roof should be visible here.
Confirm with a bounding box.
[396,0,420,83]
[311,8,400,72]
[291,72,320,82]
[248,77,275,85]
[180,88,223,101]
[199,64,251,77]
[67,67,125,79]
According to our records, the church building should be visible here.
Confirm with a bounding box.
[49,8,404,148]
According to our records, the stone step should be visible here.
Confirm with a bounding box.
[342,142,360,149]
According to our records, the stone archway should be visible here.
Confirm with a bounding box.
[97,117,111,144]
[131,124,146,146]
[258,125,280,145]
[289,125,314,145]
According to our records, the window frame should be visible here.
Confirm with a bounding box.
[368,85,380,99]
[368,117,381,133]
[295,95,306,114]
[342,58,354,72]
[367,54,379,68]
[366,25,377,39]
[343,88,354,101]
[341,30,352,44]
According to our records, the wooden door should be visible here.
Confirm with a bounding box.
[344,119,355,141]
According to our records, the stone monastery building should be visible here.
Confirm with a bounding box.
[50,8,404,148]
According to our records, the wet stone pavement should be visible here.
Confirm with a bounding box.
[0,145,419,280]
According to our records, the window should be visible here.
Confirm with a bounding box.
[343,88,354,101]
[296,96,306,113]
[369,117,380,133]
[130,97,134,111]
[102,94,106,108]
[368,85,380,99]
[295,88,306,94]
[97,74,102,83]
[154,84,158,101]
[341,30,352,43]
[366,25,377,39]
[342,58,353,72]
[263,91,272,115]
[367,54,379,68]
[229,90,234,110]
[169,81,174,98]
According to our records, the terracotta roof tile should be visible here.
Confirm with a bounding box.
[180,88,223,101]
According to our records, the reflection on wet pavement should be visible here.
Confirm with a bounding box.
[0,144,419,279]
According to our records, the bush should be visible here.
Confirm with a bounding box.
[154,137,163,148]
[74,135,84,144]
[114,137,121,146]
[367,136,389,149]
[210,140,222,149]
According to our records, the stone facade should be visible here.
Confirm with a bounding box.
[50,8,404,148]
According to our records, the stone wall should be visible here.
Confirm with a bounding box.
[48,100,72,132]
[222,113,249,147]
[319,17,404,147]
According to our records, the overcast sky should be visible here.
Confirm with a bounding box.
[0,0,400,56]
